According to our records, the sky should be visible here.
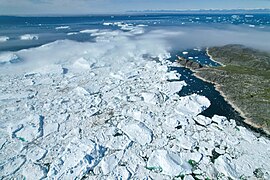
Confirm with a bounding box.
[0,0,270,15]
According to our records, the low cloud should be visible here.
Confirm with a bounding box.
[143,25,270,52]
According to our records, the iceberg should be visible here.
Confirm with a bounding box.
[20,34,39,40]
[0,36,9,42]
[55,26,70,30]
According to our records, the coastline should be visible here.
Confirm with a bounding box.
[203,49,270,136]
[193,69,270,136]
[206,47,225,66]
[175,48,270,136]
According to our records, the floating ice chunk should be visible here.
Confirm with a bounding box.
[182,51,188,55]
[147,150,192,176]
[120,25,135,31]
[80,29,99,34]
[100,151,123,175]
[0,36,9,42]
[10,115,44,142]
[212,115,227,125]
[26,146,47,162]
[238,126,257,143]
[67,32,78,35]
[164,114,182,129]
[122,109,143,121]
[0,156,26,177]
[157,64,168,72]
[20,34,39,40]
[164,71,180,80]
[175,94,211,116]
[184,175,195,180]
[182,152,203,163]
[112,166,132,180]
[118,120,153,146]
[43,122,59,137]
[72,57,91,70]
[103,22,113,26]
[231,15,240,19]
[141,91,166,105]
[106,133,131,150]
[161,81,187,96]
[55,26,70,30]
[178,136,196,150]
[193,115,212,126]
[22,163,47,179]
[214,154,240,178]
[47,139,106,179]
[73,87,90,96]
[0,53,21,64]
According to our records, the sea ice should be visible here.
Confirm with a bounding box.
[0,53,21,64]
[100,151,123,175]
[118,120,153,145]
[1,21,270,179]
[141,91,165,105]
[9,115,44,142]
[22,163,47,179]
[47,139,106,179]
[71,57,91,70]
[193,115,212,126]
[0,156,26,177]
[175,94,211,116]
[147,150,192,176]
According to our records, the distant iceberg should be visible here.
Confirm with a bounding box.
[67,32,78,35]
[79,29,99,34]
[20,34,39,40]
[55,26,70,30]
[0,36,9,42]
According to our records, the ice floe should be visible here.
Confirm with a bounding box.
[0,52,21,65]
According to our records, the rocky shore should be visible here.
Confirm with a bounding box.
[183,45,270,135]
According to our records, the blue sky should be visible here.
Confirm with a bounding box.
[0,0,270,15]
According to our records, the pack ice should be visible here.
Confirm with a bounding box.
[0,23,270,180]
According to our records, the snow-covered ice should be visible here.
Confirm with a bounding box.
[0,25,270,180]
[0,52,21,64]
